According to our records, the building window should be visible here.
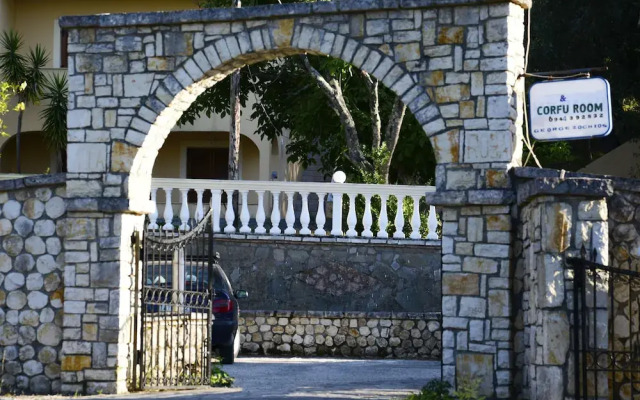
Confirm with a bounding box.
[186,147,228,203]
[60,30,68,68]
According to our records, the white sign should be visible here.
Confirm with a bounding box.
[529,77,612,141]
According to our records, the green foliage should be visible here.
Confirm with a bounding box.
[527,0,640,169]
[180,52,436,184]
[0,30,48,105]
[452,378,485,400]
[210,363,234,387]
[39,73,68,172]
[402,379,485,400]
[404,380,454,400]
[0,81,24,137]
[39,73,68,151]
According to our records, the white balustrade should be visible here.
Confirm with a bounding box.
[284,191,296,235]
[149,188,159,229]
[149,178,439,240]
[377,194,389,239]
[255,191,267,234]
[269,191,281,235]
[393,195,405,239]
[224,191,235,233]
[362,194,373,238]
[239,190,251,233]
[315,193,327,236]
[299,192,311,235]
[162,187,174,231]
[346,193,357,238]
[179,189,190,231]
[195,189,204,222]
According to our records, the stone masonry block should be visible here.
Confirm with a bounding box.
[442,273,479,296]
[67,144,107,173]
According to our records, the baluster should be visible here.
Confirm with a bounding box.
[362,194,373,238]
[315,193,327,236]
[255,191,267,234]
[162,187,174,231]
[269,191,281,235]
[195,189,204,222]
[148,188,159,230]
[410,195,422,239]
[377,194,389,238]
[393,195,405,238]
[179,189,190,231]
[284,191,296,235]
[346,193,357,237]
[299,192,311,235]
[224,190,236,233]
[427,205,439,240]
[239,190,251,233]
[331,191,343,236]
[211,189,222,233]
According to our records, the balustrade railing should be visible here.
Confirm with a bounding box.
[150,178,440,240]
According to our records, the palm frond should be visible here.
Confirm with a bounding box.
[24,44,49,103]
[0,30,26,85]
[39,73,68,152]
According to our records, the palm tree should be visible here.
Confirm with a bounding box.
[0,30,49,173]
[40,73,68,173]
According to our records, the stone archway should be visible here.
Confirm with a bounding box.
[59,0,530,396]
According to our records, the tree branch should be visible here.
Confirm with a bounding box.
[381,97,407,183]
[300,55,372,172]
[361,70,381,149]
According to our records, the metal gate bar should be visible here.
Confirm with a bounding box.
[567,249,640,400]
[134,210,214,390]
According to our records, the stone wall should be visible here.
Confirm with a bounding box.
[513,169,613,400]
[608,181,640,271]
[0,175,67,394]
[214,236,441,313]
[238,310,441,360]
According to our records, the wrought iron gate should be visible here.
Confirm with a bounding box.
[132,211,214,390]
[567,249,640,400]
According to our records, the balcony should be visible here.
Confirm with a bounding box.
[151,178,440,241]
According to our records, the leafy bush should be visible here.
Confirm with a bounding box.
[404,380,454,400]
[210,363,234,387]
[453,378,485,400]
[403,379,486,400]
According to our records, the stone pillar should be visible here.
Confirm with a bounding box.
[439,201,514,399]
[435,2,527,398]
[60,206,143,395]
[514,174,612,400]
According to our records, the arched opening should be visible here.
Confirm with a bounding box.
[129,35,444,379]
[127,26,446,210]
[0,131,58,174]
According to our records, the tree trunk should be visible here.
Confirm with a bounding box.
[300,56,373,173]
[16,109,23,174]
[229,0,242,228]
[229,71,241,181]
[381,97,406,184]
[361,71,381,149]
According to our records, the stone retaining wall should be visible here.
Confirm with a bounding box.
[0,175,66,394]
[608,181,640,271]
[214,236,442,313]
[238,310,441,360]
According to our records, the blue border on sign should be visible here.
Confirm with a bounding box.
[528,77,613,142]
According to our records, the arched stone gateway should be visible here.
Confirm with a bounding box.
[58,0,530,397]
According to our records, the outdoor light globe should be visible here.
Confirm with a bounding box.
[332,171,346,184]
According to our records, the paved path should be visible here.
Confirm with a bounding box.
[10,357,440,400]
